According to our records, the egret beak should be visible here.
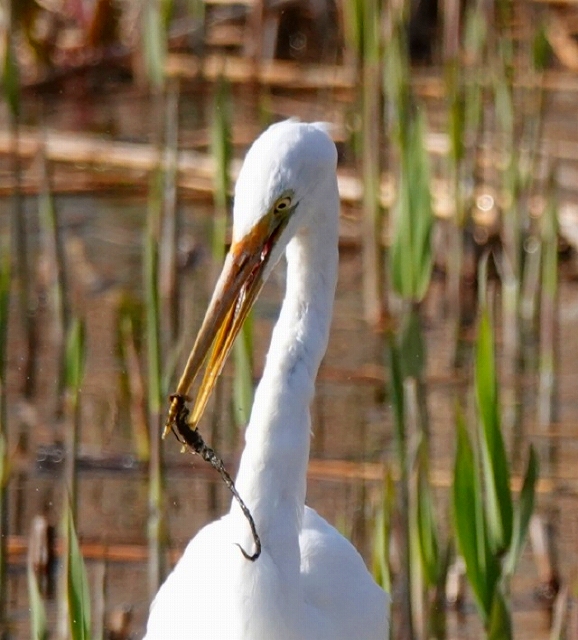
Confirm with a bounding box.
[165,210,290,437]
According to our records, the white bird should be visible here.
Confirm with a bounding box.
[144,121,390,640]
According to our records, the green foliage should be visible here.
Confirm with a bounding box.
[532,26,551,71]
[541,187,558,298]
[416,446,440,587]
[454,310,539,634]
[488,587,512,640]
[372,472,394,593]
[398,307,426,379]
[27,563,48,640]
[388,338,405,462]
[66,501,91,640]
[389,308,446,635]
[505,447,539,576]
[211,78,254,429]
[143,0,168,89]
[342,0,381,63]
[211,78,231,263]
[390,112,433,302]
[475,310,513,555]
[446,2,485,173]
[494,67,514,140]
[65,318,86,397]
[117,296,150,461]
[383,7,411,131]
[2,33,20,118]
[453,410,498,620]
[145,172,164,413]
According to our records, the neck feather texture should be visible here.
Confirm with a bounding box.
[231,209,339,564]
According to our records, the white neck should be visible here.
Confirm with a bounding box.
[231,203,339,569]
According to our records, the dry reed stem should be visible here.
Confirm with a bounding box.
[2,128,577,211]
[165,53,578,92]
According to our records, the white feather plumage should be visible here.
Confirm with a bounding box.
[144,121,390,640]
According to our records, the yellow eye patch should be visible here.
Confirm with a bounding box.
[274,196,292,214]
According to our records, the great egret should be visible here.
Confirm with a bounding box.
[144,121,390,639]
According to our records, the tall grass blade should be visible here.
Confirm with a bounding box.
[538,186,558,430]
[28,561,48,640]
[372,472,394,593]
[416,445,439,588]
[39,148,69,405]
[505,446,539,576]
[389,339,405,465]
[390,112,433,303]
[146,172,164,415]
[63,317,86,520]
[65,500,91,640]
[118,303,150,461]
[145,170,166,597]
[211,78,254,430]
[361,0,383,326]
[143,0,168,89]
[399,305,426,379]
[453,410,496,620]
[475,309,513,553]
[65,318,86,406]
[159,80,181,347]
[211,78,231,247]
[387,337,413,633]
[487,587,512,640]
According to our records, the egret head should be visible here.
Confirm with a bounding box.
[170,121,338,430]
[231,120,338,279]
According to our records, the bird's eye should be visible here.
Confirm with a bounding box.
[274,196,292,214]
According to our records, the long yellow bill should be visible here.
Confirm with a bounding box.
[164,210,289,438]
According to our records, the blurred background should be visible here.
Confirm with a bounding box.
[1,0,578,637]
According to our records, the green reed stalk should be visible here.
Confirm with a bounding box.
[372,472,394,595]
[159,80,181,349]
[145,169,166,598]
[453,299,538,635]
[63,318,86,520]
[383,8,440,633]
[444,3,485,367]
[344,0,384,326]
[4,24,37,398]
[211,79,254,433]
[39,148,70,411]
[208,78,230,466]
[118,304,150,461]
[92,561,105,640]
[391,311,446,640]
[515,23,549,340]
[388,337,413,637]
[361,0,383,327]
[406,380,426,638]
[64,499,91,640]
[211,78,230,266]
[0,250,9,634]
[56,318,86,639]
[538,183,558,431]
[28,558,48,640]
[389,112,433,304]
[142,0,171,90]
[494,46,520,406]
